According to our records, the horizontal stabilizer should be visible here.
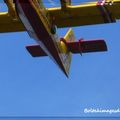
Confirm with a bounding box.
[26,45,47,57]
[80,40,107,53]
[63,39,107,54]
[26,40,107,57]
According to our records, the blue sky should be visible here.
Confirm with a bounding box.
[0,0,120,117]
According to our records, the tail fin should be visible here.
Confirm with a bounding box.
[60,28,76,76]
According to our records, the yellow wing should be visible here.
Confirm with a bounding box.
[0,0,120,33]
[48,0,120,28]
[0,0,25,33]
[0,12,25,33]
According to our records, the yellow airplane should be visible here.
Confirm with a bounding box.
[0,0,120,76]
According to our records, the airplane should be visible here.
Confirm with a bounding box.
[0,0,120,77]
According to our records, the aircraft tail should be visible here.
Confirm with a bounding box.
[59,28,76,76]
[25,28,107,77]
[60,28,107,76]
[26,28,75,77]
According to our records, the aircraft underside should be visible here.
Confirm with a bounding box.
[13,0,108,77]
[15,0,71,76]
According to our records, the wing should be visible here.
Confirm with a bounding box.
[0,0,25,33]
[0,12,25,33]
[48,0,120,28]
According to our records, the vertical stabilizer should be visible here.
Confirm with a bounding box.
[60,28,76,76]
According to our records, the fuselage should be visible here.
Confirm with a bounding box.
[15,0,69,76]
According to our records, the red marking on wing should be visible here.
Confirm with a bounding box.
[26,45,47,57]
